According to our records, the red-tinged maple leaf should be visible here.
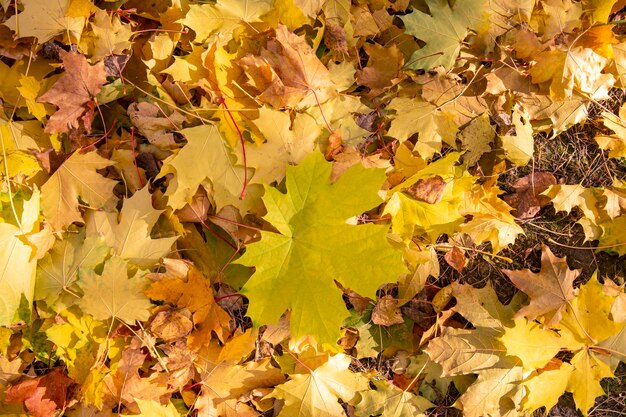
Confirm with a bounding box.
[504,245,579,327]
[37,51,107,134]
[5,368,75,417]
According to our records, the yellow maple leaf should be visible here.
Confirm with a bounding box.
[267,354,369,417]
[85,186,177,268]
[77,256,152,324]
[41,150,118,231]
[4,0,85,44]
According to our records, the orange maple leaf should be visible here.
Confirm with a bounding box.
[146,266,231,349]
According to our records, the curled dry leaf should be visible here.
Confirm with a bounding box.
[372,295,405,326]
[444,246,467,273]
[405,175,446,204]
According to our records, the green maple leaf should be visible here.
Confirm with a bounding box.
[77,256,151,323]
[401,0,487,70]
[237,151,406,346]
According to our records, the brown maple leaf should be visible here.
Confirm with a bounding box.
[239,24,332,108]
[38,51,107,134]
[6,368,76,417]
[503,172,556,219]
[504,245,579,326]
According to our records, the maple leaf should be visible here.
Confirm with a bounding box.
[501,106,535,166]
[146,265,231,349]
[41,150,118,231]
[355,43,405,96]
[184,0,272,43]
[595,102,626,158]
[504,245,579,327]
[424,327,503,376]
[502,172,556,219]
[401,0,488,70]
[3,0,85,44]
[85,186,178,268]
[556,274,625,345]
[458,113,495,166]
[133,399,180,417]
[247,106,320,184]
[237,151,406,345]
[455,364,524,417]
[77,256,151,324]
[44,307,107,383]
[266,354,369,417]
[521,362,574,413]
[240,24,334,108]
[5,368,76,417]
[0,189,40,325]
[567,348,614,416]
[354,379,433,417]
[35,231,109,310]
[38,51,107,134]
[196,358,285,416]
[80,9,133,61]
[498,319,562,371]
[158,125,260,213]
[386,97,457,159]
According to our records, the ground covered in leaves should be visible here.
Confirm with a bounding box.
[1,0,626,416]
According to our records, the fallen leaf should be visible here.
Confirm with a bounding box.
[41,150,118,231]
[6,368,76,417]
[237,151,406,345]
[146,265,232,348]
[444,246,466,273]
[503,172,556,219]
[77,256,152,324]
[372,295,405,326]
[4,0,85,44]
[504,245,579,327]
[38,51,107,134]
[86,186,178,268]
[267,354,369,417]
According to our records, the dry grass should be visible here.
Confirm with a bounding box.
[427,89,626,416]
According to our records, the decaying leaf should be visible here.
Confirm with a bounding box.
[503,172,556,219]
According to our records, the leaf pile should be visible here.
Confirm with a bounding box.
[0,1,625,416]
